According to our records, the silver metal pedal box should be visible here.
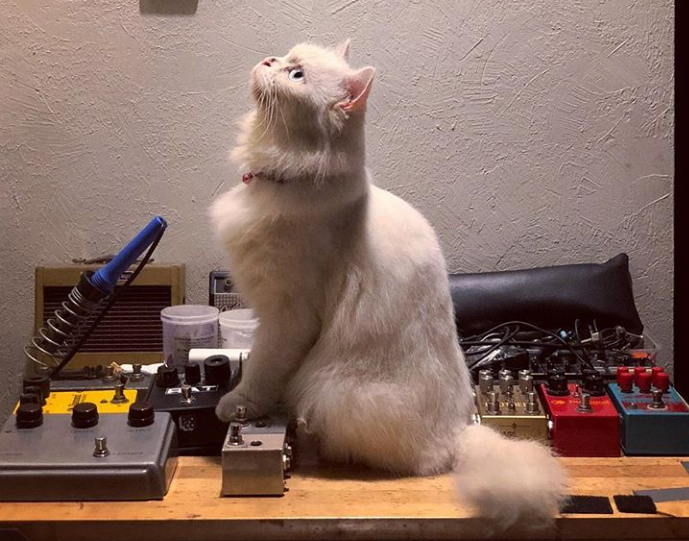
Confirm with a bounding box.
[0,401,177,501]
[221,406,295,496]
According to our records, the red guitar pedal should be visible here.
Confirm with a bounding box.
[539,373,620,457]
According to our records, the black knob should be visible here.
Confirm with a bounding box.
[156,364,180,388]
[204,355,231,385]
[128,402,155,427]
[19,392,41,405]
[184,363,201,385]
[547,373,570,396]
[23,375,50,400]
[583,372,605,397]
[16,402,43,429]
[72,402,99,428]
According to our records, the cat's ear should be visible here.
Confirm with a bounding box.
[334,39,351,61]
[340,67,375,113]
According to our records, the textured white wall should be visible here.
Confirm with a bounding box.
[0,0,674,420]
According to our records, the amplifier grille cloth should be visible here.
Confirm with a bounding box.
[43,285,170,352]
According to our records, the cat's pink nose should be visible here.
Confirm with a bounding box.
[261,57,277,67]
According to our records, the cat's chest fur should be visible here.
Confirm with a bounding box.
[213,184,363,311]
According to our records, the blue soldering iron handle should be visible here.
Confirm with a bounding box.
[90,216,168,294]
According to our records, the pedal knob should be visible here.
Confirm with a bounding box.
[576,393,594,413]
[518,371,534,394]
[583,373,605,397]
[618,371,634,393]
[654,372,670,392]
[486,391,501,414]
[102,365,117,382]
[22,375,50,401]
[651,367,665,388]
[156,364,180,388]
[637,372,652,393]
[499,374,515,395]
[129,364,145,382]
[72,402,99,428]
[649,389,666,410]
[616,366,630,385]
[634,366,648,386]
[128,402,155,427]
[204,355,231,385]
[184,363,201,385]
[15,402,43,429]
[547,373,570,396]
[478,373,494,394]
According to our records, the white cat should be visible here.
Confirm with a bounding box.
[210,41,567,532]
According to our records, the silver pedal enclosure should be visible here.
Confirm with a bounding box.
[221,408,294,496]
[0,412,178,501]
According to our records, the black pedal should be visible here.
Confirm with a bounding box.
[145,356,240,455]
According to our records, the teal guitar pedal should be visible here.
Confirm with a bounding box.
[607,366,689,456]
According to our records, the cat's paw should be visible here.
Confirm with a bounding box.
[215,390,271,422]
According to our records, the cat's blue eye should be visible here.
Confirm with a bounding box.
[288,68,305,82]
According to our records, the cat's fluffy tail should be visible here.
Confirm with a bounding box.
[453,424,567,533]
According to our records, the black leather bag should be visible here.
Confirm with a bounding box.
[449,253,643,336]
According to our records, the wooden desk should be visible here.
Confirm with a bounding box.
[2,456,689,540]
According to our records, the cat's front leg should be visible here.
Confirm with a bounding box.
[216,308,319,421]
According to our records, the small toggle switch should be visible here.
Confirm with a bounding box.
[111,383,129,404]
[93,436,110,457]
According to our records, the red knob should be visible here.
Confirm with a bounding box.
[634,366,648,385]
[651,366,665,387]
[654,372,670,392]
[637,372,652,393]
[616,366,630,385]
[618,372,634,393]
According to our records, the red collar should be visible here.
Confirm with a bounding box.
[242,171,284,185]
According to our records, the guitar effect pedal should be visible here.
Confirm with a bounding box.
[221,405,295,496]
[0,400,177,501]
[539,371,620,457]
[474,369,548,443]
[145,355,240,455]
[607,366,689,455]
